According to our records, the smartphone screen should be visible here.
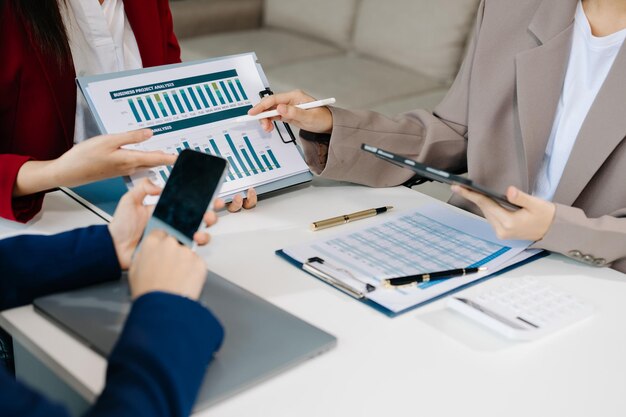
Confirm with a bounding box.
[148,150,228,246]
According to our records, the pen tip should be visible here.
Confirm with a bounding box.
[386,206,394,210]
[478,267,488,271]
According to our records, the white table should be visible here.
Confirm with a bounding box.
[2,179,626,417]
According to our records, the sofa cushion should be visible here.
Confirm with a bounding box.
[170,0,263,39]
[353,0,480,83]
[179,28,343,68]
[265,55,440,108]
[264,0,359,48]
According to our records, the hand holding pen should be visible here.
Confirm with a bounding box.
[247,90,335,134]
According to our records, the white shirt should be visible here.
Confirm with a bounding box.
[533,1,626,201]
[61,0,143,143]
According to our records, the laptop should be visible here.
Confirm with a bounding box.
[34,271,336,411]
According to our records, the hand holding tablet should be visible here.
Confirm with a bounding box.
[361,144,521,210]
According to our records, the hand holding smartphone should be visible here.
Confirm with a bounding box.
[144,150,228,247]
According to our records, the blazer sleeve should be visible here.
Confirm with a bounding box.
[532,205,626,270]
[86,293,224,417]
[299,0,486,187]
[0,225,121,311]
[0,293,223,417]
[0,154,45,223]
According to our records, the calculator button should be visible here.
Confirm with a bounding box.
[448,277,594,341]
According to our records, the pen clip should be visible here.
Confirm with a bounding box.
[303,257,375,299]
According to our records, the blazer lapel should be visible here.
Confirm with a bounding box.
[515,0,577,191]
[552,41,626,205]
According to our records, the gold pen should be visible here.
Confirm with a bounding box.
[310,206,393,231]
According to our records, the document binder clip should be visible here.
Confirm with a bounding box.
[259,87,297,145]
[302,257,375,299]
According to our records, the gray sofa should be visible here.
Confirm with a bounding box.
[170,0,480,200]
[173,0,480,114]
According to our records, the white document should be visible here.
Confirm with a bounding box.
[283,204,536,314]
[80,54,310,202]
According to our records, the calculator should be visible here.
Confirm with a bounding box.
[447,277,594,341]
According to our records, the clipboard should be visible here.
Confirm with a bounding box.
[276,249,547,318]
[70,53,313,214]
[276,204,547,317]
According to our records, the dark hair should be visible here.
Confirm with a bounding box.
[11,0,71,67]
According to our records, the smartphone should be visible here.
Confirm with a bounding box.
[361,144,520,210]
[144,150,228,247]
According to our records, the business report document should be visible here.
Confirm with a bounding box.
[78,53,310,203]
[281,204,538,315]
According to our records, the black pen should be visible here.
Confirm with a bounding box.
[382,267,487,287]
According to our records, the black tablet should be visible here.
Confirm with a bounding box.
[361,144,520,210]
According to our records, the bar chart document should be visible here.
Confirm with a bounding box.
[77,53,311,202]
[280,204,538,316]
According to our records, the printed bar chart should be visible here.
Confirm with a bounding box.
[162,93,177,115]
[119,70,251,124]
[154,130,282,185]
[128,99,141,123]
[136,97,151,121]
[154,95,168,117]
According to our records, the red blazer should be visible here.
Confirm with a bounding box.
[0,0,181,222]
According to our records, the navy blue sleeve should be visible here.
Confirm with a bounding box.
[0,225,121,310]
[87,292,224,417]
[0,293,224,417]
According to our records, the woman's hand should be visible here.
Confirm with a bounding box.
[248,90,333,134]
[451,185,556,242]
[14,129,176,197]
[52,129,176,187]
[108,179,219,269]
[221,187,257,212]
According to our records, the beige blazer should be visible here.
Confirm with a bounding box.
[300,0,626,273]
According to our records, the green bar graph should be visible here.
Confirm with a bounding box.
[172,92,185,113]
[204,85,218,106]
[128,99,142,122]
[267,149,281,168]
[225,133,251,176]
[154,94,168,117]
[187,87,202,110]
[227,80,241,101]
[136,97,151,121]
[163,92,177,115]
[240,149,259,175]
[226,156,242,179]
[195,86,210,108]
[261,154,274,170]
[244,136,267,172]
[179,90,194,112]
[219,81,233,103]
[213,83,226,105]
[159,170,169,182]
[146,97,160,119]
[235,79,248,100]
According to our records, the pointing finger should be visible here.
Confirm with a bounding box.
[110,129,153,148]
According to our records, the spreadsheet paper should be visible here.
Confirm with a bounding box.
[284,204,533,313]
